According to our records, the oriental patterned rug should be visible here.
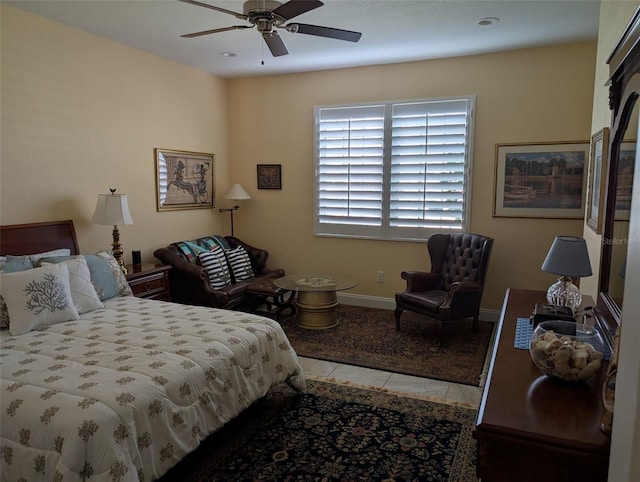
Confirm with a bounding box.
[279,305,495,386]
[160,379,479,482]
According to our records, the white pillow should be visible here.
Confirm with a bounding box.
[199,246,232,289]
[225,245,255,282]
[40,256,104,314]
[1,263,79,335]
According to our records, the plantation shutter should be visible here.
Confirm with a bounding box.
[315,105,386,237]
[389,99,470,236]
[314,97,473,240]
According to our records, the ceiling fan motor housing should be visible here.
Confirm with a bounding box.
[244,0,286,33]
[244,0,284,18]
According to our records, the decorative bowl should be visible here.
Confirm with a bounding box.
[529,320,604,382]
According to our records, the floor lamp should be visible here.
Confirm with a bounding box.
[91,188,134,274]
[219,184,251,237]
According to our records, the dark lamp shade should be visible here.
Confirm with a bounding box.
[541,236,592,278]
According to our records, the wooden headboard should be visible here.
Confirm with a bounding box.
[0,220,80,256]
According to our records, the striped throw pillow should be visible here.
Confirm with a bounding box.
[199,246,232,289]
[225,246,255,282]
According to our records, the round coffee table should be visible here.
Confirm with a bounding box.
[273,274,358,329]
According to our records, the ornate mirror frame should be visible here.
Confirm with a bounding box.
[597,7,640,348]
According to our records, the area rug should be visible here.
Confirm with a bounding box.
[159,379,479,482]
[278,305,494,386]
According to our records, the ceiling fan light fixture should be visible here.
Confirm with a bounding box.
[476,17,500,26]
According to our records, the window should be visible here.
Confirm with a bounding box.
[314,96,474,241]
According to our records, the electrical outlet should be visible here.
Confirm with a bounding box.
[376,271,384,283]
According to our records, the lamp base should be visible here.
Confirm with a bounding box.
[546,276,582,310]
[111,225,128,274]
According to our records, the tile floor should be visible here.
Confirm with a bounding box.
[298,356,485,408]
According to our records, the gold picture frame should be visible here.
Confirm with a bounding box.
[586,128,609,233]
[155,148,215,211]
[493,141,589,218]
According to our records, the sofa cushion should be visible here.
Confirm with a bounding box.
[225,245,255,282]
[199,246,232,289]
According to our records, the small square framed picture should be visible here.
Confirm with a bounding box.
[257,164,282,190]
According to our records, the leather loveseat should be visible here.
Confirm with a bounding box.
[154,235,284,309]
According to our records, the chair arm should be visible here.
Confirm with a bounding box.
[154,247,231,307]
[154,247,203,277]
[401,271,442,292]
[442,281,483,309]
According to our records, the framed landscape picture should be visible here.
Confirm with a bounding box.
[493,141,589,218]
[155,148,215,211]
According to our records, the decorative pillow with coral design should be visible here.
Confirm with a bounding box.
[1,263,79,335]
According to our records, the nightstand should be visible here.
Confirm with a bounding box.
[125,263,171,301]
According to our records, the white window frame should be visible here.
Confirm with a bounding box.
[313,96,475,241]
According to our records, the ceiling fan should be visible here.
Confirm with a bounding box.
[179,0,362,57]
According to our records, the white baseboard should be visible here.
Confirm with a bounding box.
[337,292,500,323]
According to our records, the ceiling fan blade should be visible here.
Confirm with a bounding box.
[178,0,247,20]
[288,23,362,42]
[263,31,289,57]
[272,0,323,21]
[181,25,253,38]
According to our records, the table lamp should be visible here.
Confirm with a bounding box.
[91,188,134,274]
[541,236,592,310]
[219,184,251,236]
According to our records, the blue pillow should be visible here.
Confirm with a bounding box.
[0,255,34,273]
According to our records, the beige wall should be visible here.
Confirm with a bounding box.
[228,43,597,310]
[1,5,598,312]
[0,5,230,264]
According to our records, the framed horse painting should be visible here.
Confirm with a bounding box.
[155,148,215,211]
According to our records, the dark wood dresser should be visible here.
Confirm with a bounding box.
[125,263,171,301]
[474,288,610,482]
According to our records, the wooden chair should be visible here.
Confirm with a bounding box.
[394,233,494,338]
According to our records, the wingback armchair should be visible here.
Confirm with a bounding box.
[395,233,493,335]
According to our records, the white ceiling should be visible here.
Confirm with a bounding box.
[6,0,601,79]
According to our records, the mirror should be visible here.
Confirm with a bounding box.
[606,102,637,308]
[598,10,640,348]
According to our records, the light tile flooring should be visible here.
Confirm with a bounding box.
[298,355,486,408]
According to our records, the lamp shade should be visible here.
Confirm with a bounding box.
[222,184,251,201]
[91,193,134,226]
[541,236,592,278]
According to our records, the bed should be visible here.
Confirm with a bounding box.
[0,220,306,482]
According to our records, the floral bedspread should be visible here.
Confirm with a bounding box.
[0,297,305,481]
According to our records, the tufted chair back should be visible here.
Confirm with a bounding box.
[429,233,492,290]
[395,232,493,341]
